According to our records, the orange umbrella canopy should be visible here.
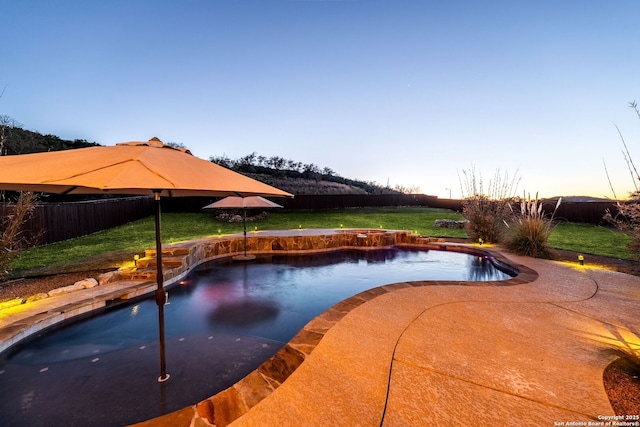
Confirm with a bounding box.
[0,137,292,383]
[0,137,293,198]
[203,196,283,210]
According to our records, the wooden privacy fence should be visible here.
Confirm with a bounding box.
[0,196,154,245]
[160,193,460,212]
[163,194,618,224]
[278,194,444,210]
[1,194,621,247]
[542,201,619,225]
[278,196,618,224]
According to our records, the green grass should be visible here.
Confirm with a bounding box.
[9,207,633,273]
[10,207,467,272]
[548,222,632,260]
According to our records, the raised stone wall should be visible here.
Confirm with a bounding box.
[122,229,421,284]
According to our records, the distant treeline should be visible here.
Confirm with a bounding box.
[0,121,407,195]
[0,121,99,155]
[210,152,409,195]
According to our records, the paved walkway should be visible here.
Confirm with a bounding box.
[227,252,639,426]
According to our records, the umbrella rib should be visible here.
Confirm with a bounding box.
[42,159,133,184]
[137,161,178,189]
[43,158,178,190]
[61,186,80,195]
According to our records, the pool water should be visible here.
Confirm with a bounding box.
[0,248,513,426]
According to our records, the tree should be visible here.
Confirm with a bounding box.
[0,114,21,156]
[0,87,39,280]
[604,101,640,260]
[166,141,188,150]
[393,184,421,194]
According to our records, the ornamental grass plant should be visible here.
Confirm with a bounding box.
[459,167,519,243]
[0,192,38,280]
[605,197,640,261]
[604,101,640,261]
[503,194,561,258]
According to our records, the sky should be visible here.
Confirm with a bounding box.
[2,0,640,199]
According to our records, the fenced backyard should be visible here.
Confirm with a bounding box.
[2,194,620,247]
[0,196,154,245]
[6,203,632,274]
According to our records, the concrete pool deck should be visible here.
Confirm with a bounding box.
[221,254,639,426]
[1,229,638,426]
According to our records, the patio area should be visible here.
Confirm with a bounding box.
[1,229,638,426]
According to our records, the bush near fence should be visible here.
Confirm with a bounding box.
[1,194,619,247]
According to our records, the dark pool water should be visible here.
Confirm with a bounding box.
[0,247,513,427]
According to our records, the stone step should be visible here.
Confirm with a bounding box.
[120,268,157,281]
[136,256,185,269]
[144,247,191,258]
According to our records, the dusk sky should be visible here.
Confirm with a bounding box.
[2,0,640,199]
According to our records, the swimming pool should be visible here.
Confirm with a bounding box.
[0,247,513,427]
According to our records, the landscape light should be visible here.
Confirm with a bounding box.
[134,254,139,268]
[578,254,584,265]
[340,224,344,229]
[299,224,302,229]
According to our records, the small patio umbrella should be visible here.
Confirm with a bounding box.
[203,196,283,260]
[0,137,292,382]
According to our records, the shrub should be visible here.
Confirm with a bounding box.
[605,197,640,260]
[459,167,519,243]
[0,192,37,280]
[604,100,640,260]
[504,194,561,258]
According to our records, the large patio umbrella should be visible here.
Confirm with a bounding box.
[0,137,292,382]
[203,196,283,259]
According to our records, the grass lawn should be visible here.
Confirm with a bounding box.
[9,207,633,274]
[548,222,632,260]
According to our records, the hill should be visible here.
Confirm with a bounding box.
[0,123,400,195]
[210,153,400,195]
[0,123,100,155]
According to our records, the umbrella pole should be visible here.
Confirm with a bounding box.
[243,208,247,256]
[154,191,170,382]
